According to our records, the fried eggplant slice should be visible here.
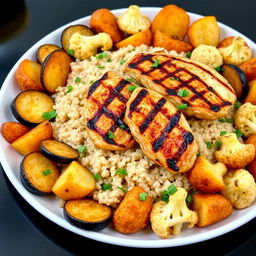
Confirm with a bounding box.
[125,53,237,120]
[85,71,135,150]
[125,87,198,174]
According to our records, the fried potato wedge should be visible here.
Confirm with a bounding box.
[187,16,220,47]
[244,80,256,104]
[151,4,189,40]
[116,29,152,49]
[36,44,62,64]
[1,121,30,143]
[191,193,233,227]
[239,57,256,81]
[16,59,45,91]
[153,30,193,53]
[90,8,124,43]
[41,50,72,93]
[11,121,52,155]
[113,186,153,234]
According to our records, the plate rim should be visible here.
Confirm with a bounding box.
[0,7,256,248]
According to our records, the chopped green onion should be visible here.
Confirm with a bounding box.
[120,59,126,65]
[107,130,115,139]
[106,58,112,62]
[215,66,223,72]
[94,173,102,181]
[118,186,127,193]
[96,52,108,59]
[152,59,160,68]
[75,77,81,83]
[220,131,227,136]
[162,184,178,202]
[120,124,126,130]
[185,51,192,58]
[42,169,51,176]
[234,129,243,138]
[215,141,222,149]
[115,168,128,176]
[234,100,242,110]
[66,49,74,56]
[218,118,233,123]
[89,80,94,84]
[42,110,57,120]
[101,183,112,191]
[128,85,138,92]
[205,141,213,149]
[139,192,148,201]
[176,103,188,110]
[177,89,190,98]
[196,152,201,157]
[186,193,193,204]
[170,76,180,81]
[77,145,87,154]
[66,85,73,93]
[97,65,105,69]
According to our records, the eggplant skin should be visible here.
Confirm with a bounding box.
[20,161,49,196]
[63,208,111,231]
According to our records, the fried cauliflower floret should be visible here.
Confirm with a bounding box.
[215,133,255,169]
[235,102,256,137]
[190,45,223,69]
[68,32,113,60]
[218,36,252,65]
[221,169,256,209]
[117,5,151,34]
[150,188,198,238]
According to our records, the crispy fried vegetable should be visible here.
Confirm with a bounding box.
[218,37,252,65]
[68,32,113,60]
[151,4,190,40]
[187,16,220,47]
[36,44,62,64]
[11,121,53,155]
[235,103,256,137]
[117,5,151,34]
[190,45,223,69]
[61,24,94,53]
[1,121,30,143]
[215,133,255,169]
[150,187,198,238]
[41,50,72,93]
[188,155,227,193]
[239,57,256,82]
[115,29,152,49]
[221,169,256,209]
[153,30,193,53]
[191,193,233,227]
[90,8,124,43]
[52,161,96,200]
[113,186,153,234]
[16,59,45,91]
[244,80,256,104]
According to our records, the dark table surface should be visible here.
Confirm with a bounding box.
[1,0,256,255]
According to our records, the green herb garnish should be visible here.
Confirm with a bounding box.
[66,85,73,93]
[170,76,180,81]
[101,183,112,191]
[152,59,160,68]
[234,129,243,138]
[42,169,51,176]
[139,192,148,201]
[77,145,87,154]
[75,77,81,83]
[205,141,213,149]
[120,59,126,65]
[42,110,57,120]
[120,124,126,130]
[94,173,102,181]
[97,65,105,69]
[196,152,201,157]
[215,141,222,149]
[185,51,192,58]
[162,184,178,202]
[218,118,233,123]
[66,49,74,56]
[96,52,108,59]
[234,100,242,110]
[115,168,128,176]
[215,66,223,72]
[106,58,112,62]
[176,103,188,110]
[129,47,136,53]
[128,85,138,92]
[89,80,94,84]
[118,186,127,193]
[177,89,190,98]
[220,131,227,136]
[107,131,115,139]
[186,193,193,204]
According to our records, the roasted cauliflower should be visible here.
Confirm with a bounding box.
[235,102,256,137]
[191,45,223,69]
[68,32,113,60]
[150,188,198,238]
[215,133,255,169]
[117,5,151,35]
[221,169,256,209]
[218,36,252,65]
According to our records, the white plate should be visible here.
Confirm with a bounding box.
[0,7,255,248]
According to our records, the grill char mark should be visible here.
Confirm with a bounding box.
[127,54,233,112]
[87,73,133,147]
[128,89,148,116]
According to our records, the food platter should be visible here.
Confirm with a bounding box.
[0,7,256,248]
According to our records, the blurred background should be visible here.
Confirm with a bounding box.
[0,0,255,255]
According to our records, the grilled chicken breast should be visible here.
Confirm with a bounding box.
[125,87,198,174]
[125,53,237,120]
[85,71,135,150]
